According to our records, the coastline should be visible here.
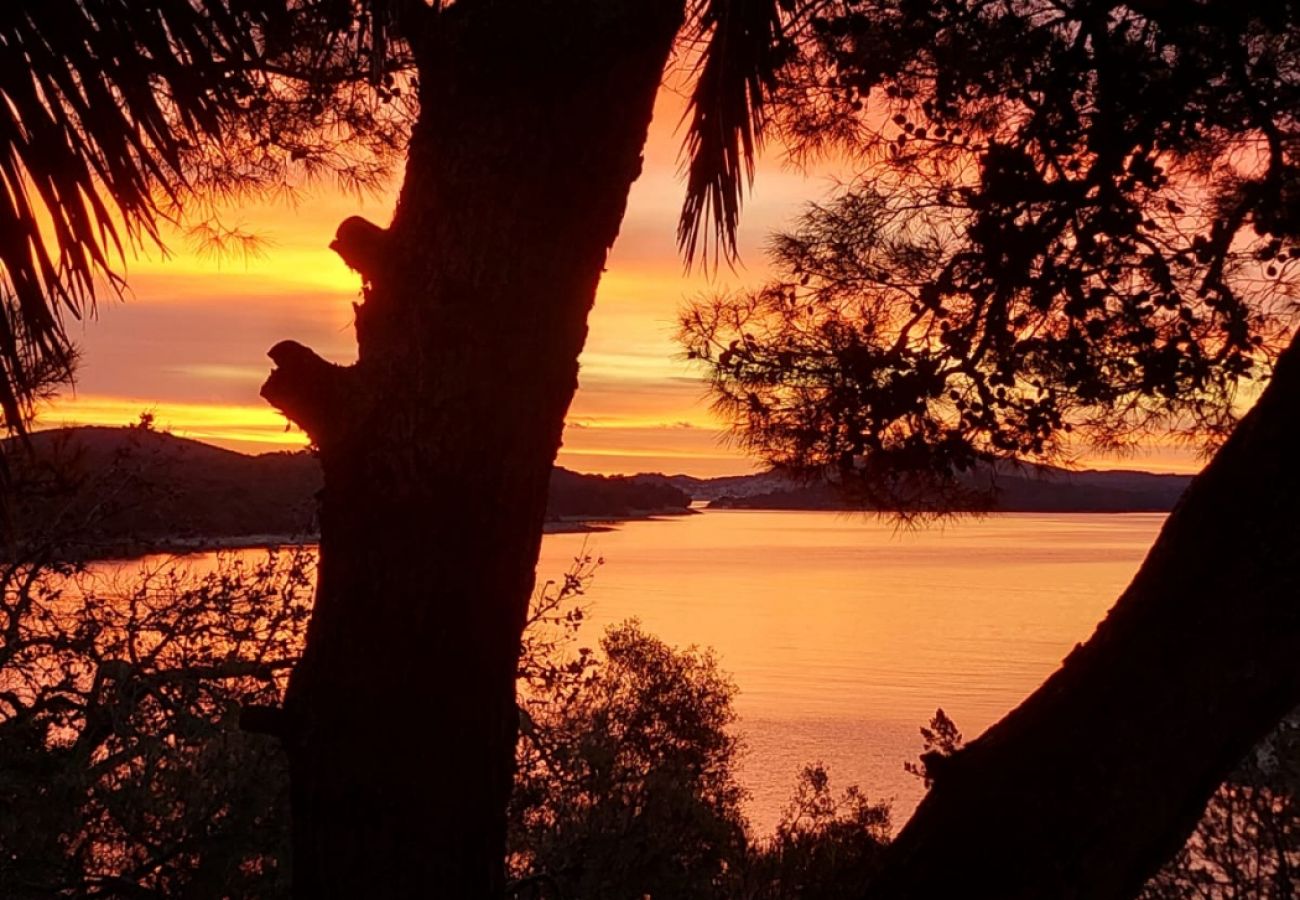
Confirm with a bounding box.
[73,507,701,563]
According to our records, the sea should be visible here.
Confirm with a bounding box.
[99,509,1166,835]
[534,509,1164,833]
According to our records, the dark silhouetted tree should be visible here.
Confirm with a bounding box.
[744,763,892,900]
[1142,714,1300,899]
[683,0,1300,508]
[681,1,1300,896]
[245,1,812,894]
[511,617,748,899]
[4,0,807,895]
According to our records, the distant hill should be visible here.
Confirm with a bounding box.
[11,427,321,551]
[5,426,1192,558]
[629,470,794,502]
[548,467,696,521]
[6,427,692,557]
[633,464,1194,513]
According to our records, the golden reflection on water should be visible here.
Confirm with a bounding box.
[97,510,1164,836]
[536,510,1165,833]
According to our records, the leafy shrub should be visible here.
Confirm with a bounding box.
[0,550,310,898]
[0,545,894,899]
[511,618,749,899]
[744,764,891,900]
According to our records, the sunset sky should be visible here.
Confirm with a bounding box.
[39,86,1202,477]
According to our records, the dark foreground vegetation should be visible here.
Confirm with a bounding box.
[0,548,891,899]
[0,543,1293,898]
[3,0,1300,894]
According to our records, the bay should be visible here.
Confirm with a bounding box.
[535,510,1164,834]
[98,509,1165,835]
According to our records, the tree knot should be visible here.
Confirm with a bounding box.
[261,340,356,447]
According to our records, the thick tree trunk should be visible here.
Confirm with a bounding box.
[260,2,683,896]
[866,336,1300,898]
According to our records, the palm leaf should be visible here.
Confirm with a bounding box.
[679,0,789,268]
[0,0,282,431]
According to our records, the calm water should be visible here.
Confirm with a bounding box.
[103,510,1165,835]
[536,510,1165,833]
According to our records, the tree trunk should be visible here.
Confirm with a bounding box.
[260,2,684,896]
[866,336,1300,898]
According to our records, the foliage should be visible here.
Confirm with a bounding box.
[2,536,1294,899]
[510,556,900,899]
[0,549,313,898]
[1142,715,1300,899]
[515,551,602,701]
[0,0,413,430]
[679,0,791,266]
[0,548,755,899]
[681,0,1300,511]
[902,708,963,788]
[744,764,891,900]
[0,545,881,900]
[0,0,809,429]
[511,614,750,899]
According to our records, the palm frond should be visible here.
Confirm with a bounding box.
[678,0,788,268]
[0,0,279,430]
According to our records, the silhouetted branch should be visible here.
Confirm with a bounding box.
[261,341,355,444]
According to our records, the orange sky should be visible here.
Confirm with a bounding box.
[38,86,1204,477]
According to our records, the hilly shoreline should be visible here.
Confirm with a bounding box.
[673,466,1193,513]
[7,426,1193,559]
[7,427,695,559]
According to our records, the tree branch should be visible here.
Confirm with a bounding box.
[260,341,354,445]
[867,331,1300,898]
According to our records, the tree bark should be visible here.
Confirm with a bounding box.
[261,2,684,896]
[866,336,1300,898]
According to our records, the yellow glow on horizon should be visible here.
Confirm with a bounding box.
[566,414,716,430]
[36,395,310,449]
[119,251,361,300]
[47,79,809,479]
[51,78,1211,480]
[36,392,760,474]
[38,391,1207,478]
